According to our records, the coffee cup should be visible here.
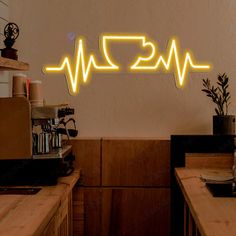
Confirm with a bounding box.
[12,73,27,97]
[29,80,43,106]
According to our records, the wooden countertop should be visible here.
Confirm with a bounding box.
[0,170,80,236]
[175,168,236,236]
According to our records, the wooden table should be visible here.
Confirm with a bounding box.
[0,170,80,236]
[175,168,236,236]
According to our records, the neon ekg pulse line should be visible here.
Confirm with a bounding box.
[44,35,211,95]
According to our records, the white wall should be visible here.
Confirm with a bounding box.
[0,0,9,97]
[9,0,236,138]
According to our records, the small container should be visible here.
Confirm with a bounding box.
[29,80,43,107]
[25,78,31,99]
[12,73,27,97]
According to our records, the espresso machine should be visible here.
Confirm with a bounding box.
[0,97,78,185]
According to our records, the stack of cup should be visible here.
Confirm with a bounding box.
[12,73,27,98]
[29,80,44,107]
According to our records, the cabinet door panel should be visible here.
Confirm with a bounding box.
[102,139,170,186]
[70,139,101,186]
[73,188,170,236]
[42,214,57,236]
[102,188,170,236]
[73,188,84,236]
[84,188,102,236]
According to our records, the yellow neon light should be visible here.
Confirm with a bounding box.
[101,35,155,69]
[44,38,117,94]
[130,38,210,87]
[44,35,211,95]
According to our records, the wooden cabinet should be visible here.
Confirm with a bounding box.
[102,139,170,187]
[71,138,170,236]
[102,188,170,236]
[101,139,170,236]
[73,188,170,236]
[42,193,73,236]
[42,214,57,236]
[69,139,101,186]
[0,171,81,236]
[170,135,234,236]
[84,188,102,236]
[73,188,85,236]
[175,168,236,236]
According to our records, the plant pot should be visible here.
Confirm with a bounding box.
[213,115,235,135]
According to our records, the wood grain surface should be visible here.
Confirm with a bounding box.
[0,56,29,71]
[83,188,102,236]
[185,153,233,169]
[102,139,170,186]
[101,188,170,236]
[0,97,32,159]
[71,138,171,235]
[176,168,236,236]
[73,188,84,236]
[0,170,80,236]
[69,139,101,186]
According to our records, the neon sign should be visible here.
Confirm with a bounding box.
[43,35,211,95]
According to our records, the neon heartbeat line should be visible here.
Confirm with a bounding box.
[43,35,211,95]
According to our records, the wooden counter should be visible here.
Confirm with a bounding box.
[0,170,80,236]
[175,168,236,236]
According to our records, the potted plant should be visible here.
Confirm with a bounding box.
[202,73,235,135]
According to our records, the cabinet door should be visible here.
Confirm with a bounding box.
[84,188,102,236]
[74,188,170,236]
[57,196,69,236]
[42,214,57,236]
[73,187,101,236]
[73,188,85,236]
[42,193,74,236]
[69,139,101,186]
[102,188,170,236]
[102,139,170,187]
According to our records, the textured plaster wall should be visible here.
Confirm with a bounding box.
[9,0,236,138]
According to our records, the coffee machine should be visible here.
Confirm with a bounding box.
[0,97,78,185]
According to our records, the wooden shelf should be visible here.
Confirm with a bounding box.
[0,56,29,71]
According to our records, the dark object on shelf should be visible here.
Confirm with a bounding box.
[58,107,75,118]
[1,22,19,60]
[0,159,60,186]
[56,128,78,138]
[213,115,235,135]
[0,187,41,195]
[206,182,236,197]
[0,148,75,186]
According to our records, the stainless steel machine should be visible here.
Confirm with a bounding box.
[0,97,78,185]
